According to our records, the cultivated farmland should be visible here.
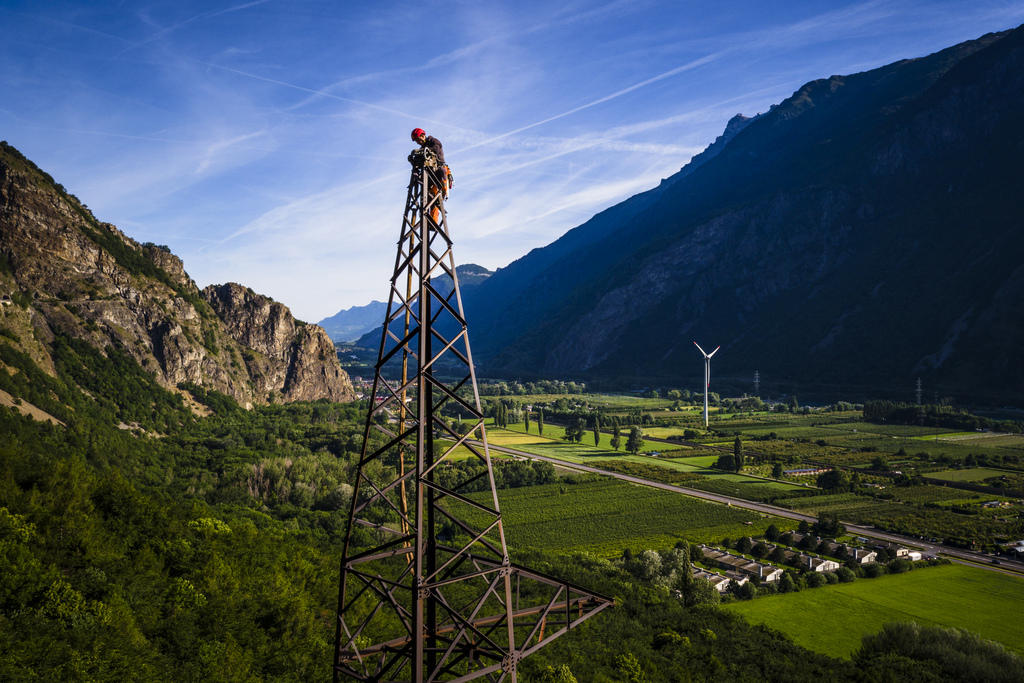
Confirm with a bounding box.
[465,478,784,556]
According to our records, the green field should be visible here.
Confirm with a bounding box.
[486,427,808,497]
[669,455,719,467]
[928,467,1007,482]
[725,564,1024,658]
[641,426,695,439]
[466,479,784,556]
[491,421,672,454]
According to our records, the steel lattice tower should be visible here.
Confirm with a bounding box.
[334,149,612,682]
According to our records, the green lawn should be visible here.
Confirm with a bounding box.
[670,455,719,467]
[725,564,1024,658]
[641,426,695,439]
[928,467,1007,482]
[489,423,678,456]
[467,479,785,556]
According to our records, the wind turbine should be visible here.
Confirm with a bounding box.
[694,341,720,428]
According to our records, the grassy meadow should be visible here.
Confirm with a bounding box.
[725,564,1024,658]
[928,467,1009,482]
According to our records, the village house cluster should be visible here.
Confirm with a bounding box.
[692,531,925,593]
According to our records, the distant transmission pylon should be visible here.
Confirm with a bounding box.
[753,370,760,397]
[916,377,922,406]
[334,146,612,682]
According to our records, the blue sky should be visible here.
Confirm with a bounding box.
[3,1,1023,321]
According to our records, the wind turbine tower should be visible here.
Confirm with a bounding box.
[694,342,720,428]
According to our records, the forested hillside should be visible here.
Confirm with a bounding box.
[0,331,845,680]
[4,336,1022,680]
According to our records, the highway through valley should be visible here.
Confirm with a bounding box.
[472,440,1024,579]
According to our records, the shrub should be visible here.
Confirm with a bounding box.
[806,572,827,588]
[836,567,856,583]
[887,558,913,574]
[863,562,886,578]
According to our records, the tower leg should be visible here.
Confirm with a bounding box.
[334,151,612,682]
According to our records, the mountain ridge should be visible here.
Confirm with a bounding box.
[0,141,355,408]
[459,27,1024,402]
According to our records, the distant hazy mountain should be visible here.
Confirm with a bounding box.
[318,300,388,342]
[348,264,493,346]
[459,26,1024,403]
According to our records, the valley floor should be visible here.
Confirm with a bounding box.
[724,563,1024,657]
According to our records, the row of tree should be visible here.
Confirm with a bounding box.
[863,400,1023,433]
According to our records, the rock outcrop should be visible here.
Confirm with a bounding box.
[0,141,355,407]
[203,283,353,402]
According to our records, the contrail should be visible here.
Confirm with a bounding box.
[198,61,458,130]
[455,52,722,153]
[117,0,274,55]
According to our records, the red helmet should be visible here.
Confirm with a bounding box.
[411,128,425,141]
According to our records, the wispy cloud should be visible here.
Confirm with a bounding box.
[194,130,267,174]
[4,0,1020,320]
[118,0,274,55]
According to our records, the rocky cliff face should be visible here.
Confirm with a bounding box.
[0,141,355,408]
[203,283,353,402]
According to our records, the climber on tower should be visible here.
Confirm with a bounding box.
[411,128,453,199]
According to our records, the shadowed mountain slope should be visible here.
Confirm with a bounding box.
[460,27,1024,402]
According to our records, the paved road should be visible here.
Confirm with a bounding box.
[475,440,1024,579]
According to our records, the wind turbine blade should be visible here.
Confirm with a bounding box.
[693,341,707,356]
[708,346,721,358]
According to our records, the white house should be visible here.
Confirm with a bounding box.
[850,548,877,564]
[806,556,840,572]
[724,571,749,587]
[692,569,731,593]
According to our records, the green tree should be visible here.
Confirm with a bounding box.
[611,424,621,451]
[857,622,1024,683]
[772,462,784,478]
[817,469,850,492]
[715,454,736,471]
[573,417,586,443]
[524,410,530,433]
[733,436,743,472]
[813,512,846,538]
[626,427,643,454]
[538,665,578,683]
[615,652,645,683]
[538,408,544,436]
